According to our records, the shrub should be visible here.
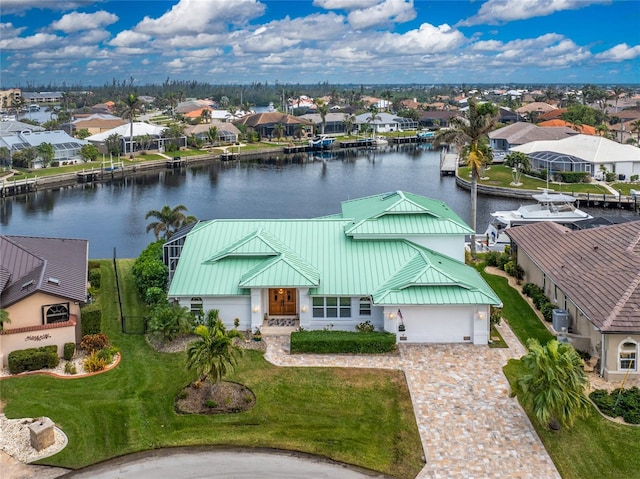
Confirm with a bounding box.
[63,342,75,361]
[490,306,502,326]
[96,346,119,364]
[145,286,166,306]
[540,302,558,322]
[206,400,218,408]
[532,291,549,310]
[64,362,77,374]
[556,172,589,183]
[88,269,101,289]
[631,174,639,182]
[177,390,188,400]
[8,346,59,374]
[132,241,168,298]
[496,252,511,270]
[521,283,536,296]
[83,352,107,372]
[80,304,102,336]
[355,320,376,333]
[81,333,109,354]
[605,172,617,182]
[290,330,396,354]
[485,251,501,267]
[148,303,194,343]
[590,387,640,424]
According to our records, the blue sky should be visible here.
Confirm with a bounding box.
[1,0,639,87]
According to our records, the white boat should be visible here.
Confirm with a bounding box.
[372,136,388,147]
[484,189,593,247]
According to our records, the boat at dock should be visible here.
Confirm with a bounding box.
[308,135,335,149]
[484,189,593,246]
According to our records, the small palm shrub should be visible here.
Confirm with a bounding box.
[355,320,375,332]
[83,352,107,372]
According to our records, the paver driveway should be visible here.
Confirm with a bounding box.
[265,324,560,479]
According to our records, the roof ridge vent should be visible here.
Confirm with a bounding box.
[48,277,60,285]
[21,279,34,289]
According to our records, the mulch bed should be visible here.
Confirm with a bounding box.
[175,380,256,415]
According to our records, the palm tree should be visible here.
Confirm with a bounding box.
[366,105,381,136]
[122,93,142,158]
[434,98,497,258]
[200,108,211,124]
[186,310,242,384]
[343,114,355,137]
[630,119,640,144]
[207,126,218,146]
[272,122,285,141]
[515,339,591,430]
[503,151,531,173]
[314,98,329,135]
[145,204,196,240]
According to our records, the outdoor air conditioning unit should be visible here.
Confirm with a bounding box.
[552,309,569,332]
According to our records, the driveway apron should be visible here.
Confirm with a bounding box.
[265,326,560,479]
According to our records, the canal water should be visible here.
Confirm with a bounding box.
[0,145,631,259]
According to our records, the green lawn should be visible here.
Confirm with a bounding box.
[0,261,423,478]
[459,165,611,195]
[481,265,640,479]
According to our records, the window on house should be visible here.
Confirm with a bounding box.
[359,297,371,316]
[45,304,69,324]
[190,297,203,317]
[619,341,637,371]
[312,297,351,319]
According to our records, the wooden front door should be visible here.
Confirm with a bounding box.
[269,288,297,315]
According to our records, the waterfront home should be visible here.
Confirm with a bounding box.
[489,122,580,161]
[0,235,88,367]
[185,121,240,145]
[354,112,418,133]
[0,130,88,168]
[233,112,313,138]
[70,113,126,135]
[506,221,640,381]
[511,134,640,180]
[86,122,187,155]
[299,112,349,135]
[166,191,500,344]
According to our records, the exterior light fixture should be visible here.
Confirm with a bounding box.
[301,306,308,313]
[253,306,260,313]
[477,311,486,320]
[388,313,395,320]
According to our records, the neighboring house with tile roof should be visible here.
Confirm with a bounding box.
[489,122,578,160]
[185,121,240,144]
[86,122,186,155]
[166,191,500,344]
[0,120,44,136]
[234,112,313,138]
[537,119,597,136]
[71,114,126,135]
[299,112,349,135]
[506,221,640,380]
[0,235,88,366]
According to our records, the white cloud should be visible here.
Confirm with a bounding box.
[460,0,610,26]
[0,32,59,50]
[314,0,380,10]
[70,29,111,45]
[347,0,416,29]
[375,23,466,54]
[166,58,186,69]
[0,0,95,15]
[31,45,99,60]
[595,43,640,62]
[109,30,152,48]
[0,22,27,36]
[51,10,118,33]
[135,0,265,36]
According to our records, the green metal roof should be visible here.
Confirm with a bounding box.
[169,215,498,306]
[340,191,473,236]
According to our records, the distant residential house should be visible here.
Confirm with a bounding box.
[90,101,115,114]
[511,134,640,179]
[185,121,240,144]
[498,107,519,124]
[299,112,349,135]
[86,122,186,155]
[176,99,215,115]
[22,91,63,104]
[537,119,597,136]
[506,221,640,381]
[0,130,88,168]
[0,89,22,110]
[515,102,557,121]
[355,112,417,133]
[0,234,88,367]
[165,191,500,344]
[488,122,578,160]
[0,120,44,137]
[234,112,313,138]
[71,114,126,135]
[418,110,460,129]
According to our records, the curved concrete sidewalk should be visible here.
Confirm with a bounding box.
[265,326,560,479]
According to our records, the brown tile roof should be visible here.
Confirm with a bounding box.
[506,221,640,333]
[233,112,313,127]
[0,235,88,308]
[488,122,576,145]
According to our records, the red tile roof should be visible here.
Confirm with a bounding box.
[506,221,640,333]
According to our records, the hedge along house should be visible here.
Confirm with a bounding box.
[506,221,640,381]
[0,235,88,366]
[166,191,500,344]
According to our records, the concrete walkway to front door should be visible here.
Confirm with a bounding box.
[264,324,560,479]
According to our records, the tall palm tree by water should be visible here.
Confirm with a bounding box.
[434,98,497,258]
[123,93,142,158]
[145,204,196,240]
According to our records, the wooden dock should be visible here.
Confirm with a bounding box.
[440,152,458,176]
[339,138,373,148]
[283,144,310,154]
[77,170,100,183]
[166,156,186,168]
[0,177,37,197]
[220,152,238,161]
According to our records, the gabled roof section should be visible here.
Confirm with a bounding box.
[340,190,472,236]
[506,221,640,332]
[373,246,500,305]
[0,235,88,308]
[206,228,320,288]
